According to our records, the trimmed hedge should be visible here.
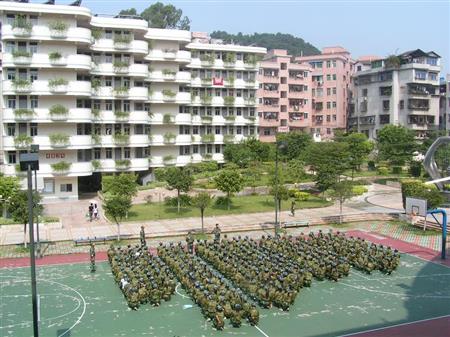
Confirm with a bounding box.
[400,179,444,210]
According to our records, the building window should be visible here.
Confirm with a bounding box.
[399,100,404,110]
[7,124,16,136]
[326,74,331,81]
[327,88,331,96]
[326,102,331,109]
[415,70,427,80]
[43,179,55,194]
[326,60,331,68]
[60,184,73,193]
[30,69,38,82]
[7,69,16,80]
[30,123,38,136]
[332,74,336,80]
[362,88,368,96]
[215,144,221,153]
[105,101,113,111]
[30,96,38,108]
[105,148,112,159]
[8,152,17,164]
[383,100,390,111]
[326,115,331,122]
[332,101,337,108]
[333,114,336,121]
[280,63,287,70]
[327,128,331,135]
[105,30,112,39]
[7,96,16,109]
[105,77,112,86]
[124,147,131,159]
[94,148,101,159]
[332,87,337,95]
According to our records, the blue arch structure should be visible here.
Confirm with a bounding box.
[427,209,447,259]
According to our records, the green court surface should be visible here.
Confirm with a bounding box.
[1,253,449,337]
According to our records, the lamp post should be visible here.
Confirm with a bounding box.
[274,139,287,236]
[19,150,40,337]
[31,145,40,258]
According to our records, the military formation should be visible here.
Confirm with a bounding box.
[158,243,259,330]
[107,225,400,330]
[108,244,177,310]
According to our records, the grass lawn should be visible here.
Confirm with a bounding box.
[124,194,332,222]
[343,169,411,178]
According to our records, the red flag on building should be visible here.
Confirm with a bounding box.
[213,77,224,86]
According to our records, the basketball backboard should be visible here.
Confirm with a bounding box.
[406,197,427,217]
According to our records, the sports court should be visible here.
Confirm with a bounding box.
[1,231,449,337]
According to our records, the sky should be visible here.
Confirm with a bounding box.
[41,0,450,74]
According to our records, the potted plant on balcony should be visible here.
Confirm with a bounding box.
[163,155,175,165]
[162,89,176,101]
[49,133,70,148]
[223,96,235,106]
[224,134,235,144]
[91,134,101,145]
[91,28,102,41]
[201,116,213,123]
[14,134,33,149]
[91,78,101,93]
[163,132,176,144]
[201,134,215,143]
[244,54,261,68]
[114,86,129,97]
[201,77,212,86]
[225,76,235,87]
[48,20,68,38]
[200,53,215,66]
[48,51,66,66]
[113,133,130,145]
[163,114,174,124]
[115,159,131,170]
[49,104,68,120]
[113,34,132,49]
[224,115,235,123]
[202,153,213,161]
[12,78,31,93]
[200,95,212,105]
[246,78,256,87]
[48,78,68,93]
[91,160,101,171]
[91,108,101,119]
[51,161,71,174]
[244,97,256,106]
[12,15,32,37]
[164,49,177,59]
[12,50,31,65]
[114,110,130,120]
[224,52,236,67]
[162,69,176,80]
[13,108,34,121]
[113,60,129,74]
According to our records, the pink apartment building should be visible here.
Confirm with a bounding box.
[295,47,353,139]
[258,49,312,142]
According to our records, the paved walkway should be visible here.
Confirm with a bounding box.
[0,184,404,246]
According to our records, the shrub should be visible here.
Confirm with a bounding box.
[367,160,376,171]
[392,166,402,174]
[14,109,33,118]
[92,160,101,170]
[115,159,131,169]
[113,34,132,44]
[377,166,389,176]
[164,195,192,207]
[163,114,174,124]
[294,191,310,201]
[91,28,102,40]
[186,161,219,174]
[223,96,235,105]
[400,179,444,209]
[201,134,215,143]
[49,104,68,116]
[224,52,236,63]
[113,60,129,69]
[48,20,68,32]
[352,185,368,196]
[154,168,167,181]
[214,196,229,207]
[51,161,71,172]
[13,15,32,32]
[48,78,68,88]
[162,69,176,76]
[162,89,176,98]
[49,133,69,146]
[12,50,31,58]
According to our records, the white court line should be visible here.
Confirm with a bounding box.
[175,283,189,299]
[338,314,450,337]
[339,282,450,299]
[345,272,450,282]
[255,325,270,337]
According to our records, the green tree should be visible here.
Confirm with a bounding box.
[337,132,374,179]
[192,192,213,233]
[119,8,138,16]
[377,125,417,166]
[210,31,320,56]
[132,2,190,30]
[0,175,20,216]
[164,167,193,213]
[277,132,313,160]
[8,190,43,248]
[103,194,132,241]
[243,161,263,193]
[329,181,354,224]
[305,142,349,192]
[214,170,244,210]
[102,173,138,198]
[224,138,272,168]
[286,159,306,187]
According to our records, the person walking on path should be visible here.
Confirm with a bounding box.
[290,200,296,217]
[90,242,96,272]
[88,203,94,222]
[140,225,146,247]
[93,203,99,220]
[212,223,221,243]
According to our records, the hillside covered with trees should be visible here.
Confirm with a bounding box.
[210,31,320,56]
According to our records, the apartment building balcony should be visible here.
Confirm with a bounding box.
[260,118,279,127]
[149,91,191,104]
[347,117,359,127]
[261,90,279,98]
[3,53,92,70]
[96,159,149,172]
[407,83,437,97]
[288,91,308,99]
[3,108,93,123]
[2,25,92,44]
[95,135,150,147]
[408,99,430,111]
[379,114,390,125]
[288,76,307,84]
[289,113,309,127]
[190,153,224,165]
[359,116,376,126]
[260,75,280,83]
[93,110,151,124]
[146,50,191,63]
[91,63,149,78]
[91,39,148,55]
[407,115,436,130]
[92,86,148,101]
[261,103,280,112]
[2,80,91,96]
[148,70,191,83]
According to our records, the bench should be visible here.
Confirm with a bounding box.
[283,220,309,229]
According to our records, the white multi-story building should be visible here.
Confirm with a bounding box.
[350,49,441,140]
[0,2,265,201]
[439,75,450,132]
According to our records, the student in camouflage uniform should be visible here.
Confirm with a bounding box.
[90,242,96,273]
